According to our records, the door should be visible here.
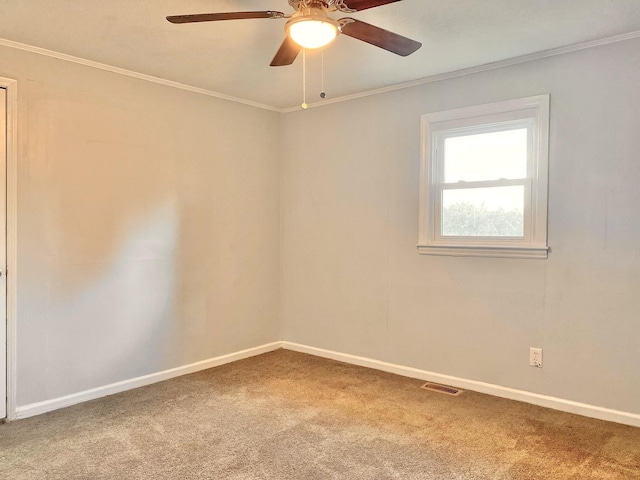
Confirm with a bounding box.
[0,87,6,420]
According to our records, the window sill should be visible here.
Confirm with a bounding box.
[417,244,549,259]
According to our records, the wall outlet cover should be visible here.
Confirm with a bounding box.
[530,347,543,368]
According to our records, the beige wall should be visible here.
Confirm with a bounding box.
[281,38,640,415]
[2,37,639,418]
[0,46,281,406]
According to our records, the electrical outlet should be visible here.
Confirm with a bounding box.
[530,348,543,368]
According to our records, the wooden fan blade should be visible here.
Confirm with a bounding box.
[270,36,302,67]
[167,11,284,24]
[340,19,421,56]
[342,0,402,11]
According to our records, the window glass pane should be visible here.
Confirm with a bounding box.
[442,186,524,237]
[444,128,527,183]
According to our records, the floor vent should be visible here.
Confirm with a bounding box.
[421,382,463,396]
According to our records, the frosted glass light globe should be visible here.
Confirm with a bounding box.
[288,18,339,49]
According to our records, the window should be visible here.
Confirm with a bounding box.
[418,95,549,258]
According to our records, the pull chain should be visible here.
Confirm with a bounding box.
[320,51,326,99]
[301,48,308,110]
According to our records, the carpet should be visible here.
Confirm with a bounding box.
[1,349,639,479]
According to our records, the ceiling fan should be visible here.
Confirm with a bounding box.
[166,0,422,67]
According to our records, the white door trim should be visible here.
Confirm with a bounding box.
[0,77,18,421]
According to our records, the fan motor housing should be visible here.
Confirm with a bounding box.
[289,0,355,14]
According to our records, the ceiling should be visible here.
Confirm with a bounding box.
[1,1,640,109]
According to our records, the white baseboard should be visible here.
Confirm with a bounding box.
[14,340,640,428]
[14,342,281,420]
[281,341,640,428]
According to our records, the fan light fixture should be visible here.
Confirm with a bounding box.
[286,9,340,49]
[166,0,424,67]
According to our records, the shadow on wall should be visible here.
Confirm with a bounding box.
[18,78,279,407]
[20,90,185,404]
[45,202,179,394]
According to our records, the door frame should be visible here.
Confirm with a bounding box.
[0,77,18,421]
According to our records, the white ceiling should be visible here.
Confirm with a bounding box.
[2,0,640,109]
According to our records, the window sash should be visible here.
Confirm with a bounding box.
[432,121,534,244]
[434,179,532,243]
[435,119,534,184]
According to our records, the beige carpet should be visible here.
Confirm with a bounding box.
[1,349,639,479]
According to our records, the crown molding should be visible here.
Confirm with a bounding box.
[0,38,283,113]
[2,29,640,114]
[281,30,640,112]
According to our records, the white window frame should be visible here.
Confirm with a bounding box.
[418,95,550,259]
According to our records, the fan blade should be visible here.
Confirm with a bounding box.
[340,19,421,56]
[167,11,284,24]
[270,37,302,67]
[342,0,402,11]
